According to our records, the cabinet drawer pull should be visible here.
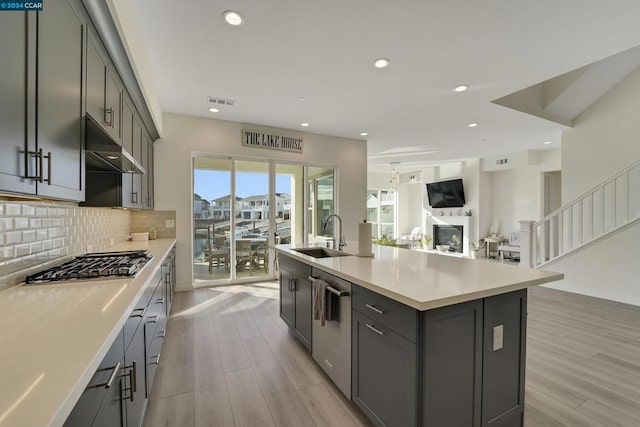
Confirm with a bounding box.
[366,323,385,336]
[147,315,159,324]
[156,297,165,304]
[104,107,113,126]
[87,361,121,389]
[365,304,385,315]
[291,278,296,292]
[153,353,161,365]
[323,359,333,371]
[130,307,146,318]
[159,329,166,338]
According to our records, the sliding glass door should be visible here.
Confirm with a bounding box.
[193,156,334,285]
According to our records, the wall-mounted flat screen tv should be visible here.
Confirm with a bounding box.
[426,178,466,208]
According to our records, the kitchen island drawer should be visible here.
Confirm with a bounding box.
[352,284,418,342]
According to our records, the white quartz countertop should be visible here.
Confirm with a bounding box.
[0,238,176,427]
[276,243,563,311]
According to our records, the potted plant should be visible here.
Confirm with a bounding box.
[470,241,485,259]
[423,234,432,250]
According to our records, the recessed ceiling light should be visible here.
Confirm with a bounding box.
[301,122,310,127]
[208,107,219,113]
[222,10,244,26]
[468,123,479,128]
[360,132,368,136]
[298,96,305,101]
[544,141,553,145]
[374,58,390,69]
[454,84,469,92]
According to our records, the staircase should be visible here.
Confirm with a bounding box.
[523,160,640,268]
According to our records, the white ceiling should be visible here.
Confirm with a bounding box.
[130,0,640,172]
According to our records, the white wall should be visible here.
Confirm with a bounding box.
[488,149,561,235]
[550,66,640,305]
[154,113,367,290]
[562,66,640,202]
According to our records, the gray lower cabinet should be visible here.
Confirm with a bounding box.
[482,291,527,426]
[279,256,312,349]
[352,309,418,427]
[64,330,125,427]
[65,247,176,426]
[351,283,527,427]
[422,299,483,426]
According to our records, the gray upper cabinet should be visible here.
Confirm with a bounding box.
[36,0,85,201]
[86,27,110,135]
[86,27,122,145]
[122,94,135,156]
[146,137,154,209]
[0,12,36,195]
[0,1,85,201]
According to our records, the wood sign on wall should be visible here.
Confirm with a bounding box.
[242,129,304,153]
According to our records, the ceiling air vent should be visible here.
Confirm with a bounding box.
[207,96,235,106]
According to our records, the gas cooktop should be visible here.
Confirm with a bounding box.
[25,250,153,284]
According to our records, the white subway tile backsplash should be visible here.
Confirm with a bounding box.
[0,202,175,291]
[0,246,14,259]
[22,230,36,242]
[5,205,21,216]
[15,244,29,257]
[5,231,21,244]
[30,242,43,254]
[14,218,29,229]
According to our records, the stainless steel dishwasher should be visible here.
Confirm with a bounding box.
[309,269,352,399]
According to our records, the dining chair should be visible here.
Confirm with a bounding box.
[235,240,254,272]
[253,242,268,273]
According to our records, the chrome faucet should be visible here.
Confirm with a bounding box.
[323,214,346,251]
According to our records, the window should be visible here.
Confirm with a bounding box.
[367,189,397,238]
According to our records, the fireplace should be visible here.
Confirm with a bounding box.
[433,225,464,253]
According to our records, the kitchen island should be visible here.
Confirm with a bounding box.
[0,238,176,427]
[276,243,563,427]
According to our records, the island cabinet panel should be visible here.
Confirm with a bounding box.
[352,309,418,427]
[422,299,483,427]
[279,267,295,328]
[482,290,527,426]
[352,284,418,342]
[279,255,312,349]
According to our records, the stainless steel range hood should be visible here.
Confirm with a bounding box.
[85,115,145,174]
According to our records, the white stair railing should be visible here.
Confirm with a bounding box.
[521,160,640,268]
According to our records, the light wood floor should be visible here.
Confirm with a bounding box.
[144,283,640,427]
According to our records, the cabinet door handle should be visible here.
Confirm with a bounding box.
[156,297,165,305]
[104,107,113,126]
[323,359,333,371]
[159,329,166,338]
[87,361,121,389]
[130,307,146,318]
[34,149,52,184]
[366,323,386,336]
[123,361,137,402]
[287,277,292,292]
[152,353,161,365]
[147,315,159,324]
[25,150,39,181]
[365,304,385,315]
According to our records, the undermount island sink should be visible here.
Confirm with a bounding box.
[291,247,351,258]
